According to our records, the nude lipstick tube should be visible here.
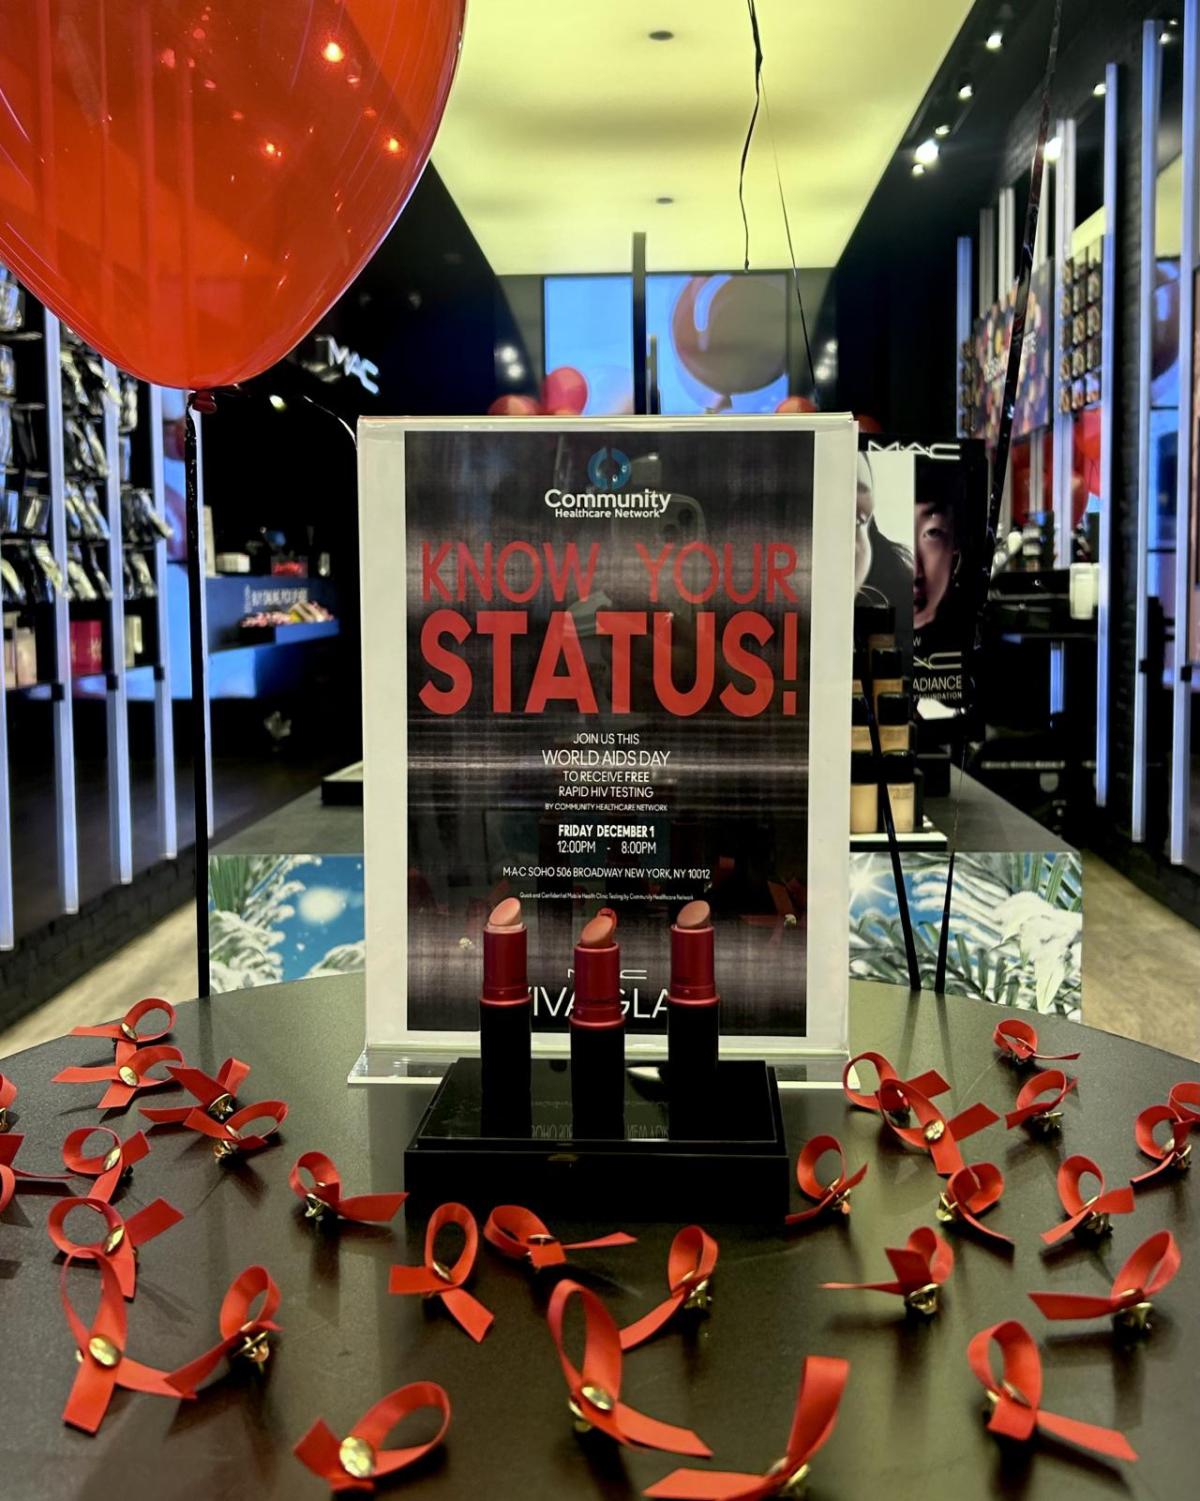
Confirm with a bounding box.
[480,897,531,1106]
[570,907,625,1137]
[668,899,719,1088]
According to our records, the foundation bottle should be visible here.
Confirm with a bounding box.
[876,692,911,754]
[850,752,878,834]
[882,753,916,834]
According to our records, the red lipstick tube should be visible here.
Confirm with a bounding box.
[668,900,719,1087]
[480,898,530,1102]
[570,908,625,1136]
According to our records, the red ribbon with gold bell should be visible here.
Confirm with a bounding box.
[619,1226,719,1350]
[167,1265,282,1394]
[823,1226,953,1316]
[388,1202,494,1342]
[140,1056,251,1125]
[52,1042,184,1111]
[70,997,176,1047]
[1040,1155,1134,1245]
[289,1150,408,1225]
[785,1135,867,1225]
[1028,1230,1180,1334]
[61,1127,150,1204]
[293,1382,451,1493]
[47,1194,183,1299]
[483,1203,635,1268]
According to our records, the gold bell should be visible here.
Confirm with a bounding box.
[207,1092,234,1120]
[905,1282,940,1318]
[1112,1295,1153,1335]
[424,1258,453,1297]
[681,1273,713,1313]
[570,1381,615,1432]
[1074,1196,1111,1240]
[1026,1110,1063,1136]
[101,1144,124,1173]
[87,1334,121,1368]
[303,1191,329,1221]
[0,1104,9,1132]
[117,1064,139,1088]
[119,1020,138,1042]
[339,1436,376,1480]
[923,1119,945,1144]
[766,1457,810,1496]
[935,1192,958,1225]
[102,1224,125,1255]
[235,1327,271,1365]
[213,1128,241,1162]
[827,1186,852,1216]
[525,1232,556,1261]
[1175,1141,1192,1172]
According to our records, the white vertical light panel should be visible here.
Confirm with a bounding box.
[1133,24,1161,843]
[1170,0,1199,865]
[1096,62,1118,807]
[102,359,132,883]
[0,531,11,948]
[44,313,79,914]
[1052,118,1078,568]
[191,409,213,839]
[148,386,177,861]
[978,207,996,318]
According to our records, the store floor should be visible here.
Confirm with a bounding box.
[2,853,1197,1062]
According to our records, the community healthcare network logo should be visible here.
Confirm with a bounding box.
[544,445,672,520]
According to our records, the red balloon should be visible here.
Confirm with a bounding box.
[541,366,588,415]
[671,275,787,397]
[856,414,884,434]
[0,2,465,389]
[487,395,542,416]
[776,395,818,413]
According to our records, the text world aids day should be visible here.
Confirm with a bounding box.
[416,539,807,718]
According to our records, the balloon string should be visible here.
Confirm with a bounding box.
[933,0,1063,995]
[760,77,817,397]
[738,0,764,273]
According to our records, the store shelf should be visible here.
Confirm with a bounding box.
[232,619,339,648]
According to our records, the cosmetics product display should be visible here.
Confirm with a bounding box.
[851,694,871,752]
[855,601,896,655]
[478,897,531,1106]
[850,752,878,834]
[667,899,720,1091]
[876,692,912,753]
[869,647,904,714]
[851,649,868,697]
[882,753,917,834]
[570,908,626,1138]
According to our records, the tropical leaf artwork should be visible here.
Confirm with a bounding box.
[208,854,366,993]
[848,851,1082,1019]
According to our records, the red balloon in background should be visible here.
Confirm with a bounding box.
[856,414,883,433]
[541,366,588,415]
[776,395,818,413]
[487,394,542,416]
[671,275,787,397]
[0,2,465,389]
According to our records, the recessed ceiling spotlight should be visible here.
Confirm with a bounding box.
[655,195,674,204]
[985,30,1003,50]
[914,138,939,166]
[268,394,286,411]
[1044,135,1062,162]
[934,122,951,138]
[1160,28,1174,44]
[957,81,974,101]
[912,162,926,177]
[1093,80,1107,97]
[648,30,674,41]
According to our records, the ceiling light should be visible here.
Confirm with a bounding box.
[507,362,526,380]
[985,30,1003,51]
[322,40,345,64]
[914,139,939,166]
[655,195,674,205]
[957,81,974,101]
[1044,135,1062,162]
[268,394,286,411]
[1160,29,1174,44]
[497,344,519,363]
[648,30,674,41]
[934,123,951,138]
[912,163,925,177]
[1093,81,1107,97]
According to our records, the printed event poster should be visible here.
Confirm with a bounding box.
[359,417,854,1057]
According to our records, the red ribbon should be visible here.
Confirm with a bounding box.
[52,1042,184,1111]
[645,1355,849,1498]
[547,1279,711,1456]
[937,1163,1013,1246]
[183,1100,288,1160]
[875,1077,998,1177]
[993,1017,1080,1065]
[388,1202,493,1342]
[1004,1068,1076,1131]
[1040,1155,1134,1245]
[483,1204,635,1268]
[823,1227,953,1310]
[60,1251,183,1433]
[289,1151,408,1225]
[167,1265,283,1395]
[842,1051,950,1115]
[0,1070,16,1131]
[62,1127,150,1203]
[1170,1080,1200,1123]
[1133,1102,1193,1183]
[968,1320,1137,1461]
[140,1056,251,1125]
[785,1135,867,1225]
[1,1132,71,1211]
[619,1226,719,1350]
[1028,1230,1181,1324]
[294,1382,452,1493]
[70,997,176,1046]
[47,1195,183,1299]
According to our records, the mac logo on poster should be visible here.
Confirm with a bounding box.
[544,446,671,520]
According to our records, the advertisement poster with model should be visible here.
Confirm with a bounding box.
[859,437,987,708]
[357,416,854,1067]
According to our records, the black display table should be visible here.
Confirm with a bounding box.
[0,977,1194,1499]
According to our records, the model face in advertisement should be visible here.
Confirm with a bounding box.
[854,461,874,592]
[913,498,958,628]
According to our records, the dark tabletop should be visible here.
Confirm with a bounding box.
[0,977,1193,1500]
